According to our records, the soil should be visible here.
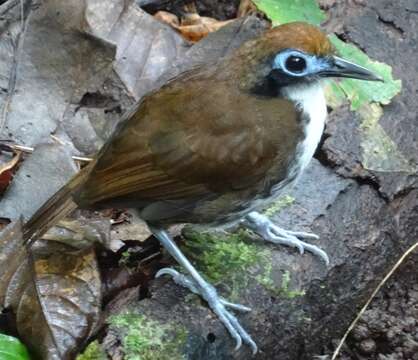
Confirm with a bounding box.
[336,254,418,360]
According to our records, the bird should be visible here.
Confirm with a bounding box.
[22,22,381,353]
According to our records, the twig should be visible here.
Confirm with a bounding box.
[0,143,93,163]
[331,241,418,359]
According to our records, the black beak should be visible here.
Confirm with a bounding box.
[321,56,384,82]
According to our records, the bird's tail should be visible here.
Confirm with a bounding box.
[22,162,94,246]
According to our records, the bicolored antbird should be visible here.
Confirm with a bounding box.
[23,22,381,353]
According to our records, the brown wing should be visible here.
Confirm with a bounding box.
[76,68,301,211]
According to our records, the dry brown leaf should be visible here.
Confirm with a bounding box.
[0,151,21,194]
[180,16,234,42]
[155,10,233,42]
[42,216,111,249]
[237,0,258,17]
[0,220,102,359]
[154,10,180,28]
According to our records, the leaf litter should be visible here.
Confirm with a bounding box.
[0,0,190,357]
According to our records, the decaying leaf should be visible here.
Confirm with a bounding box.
[0,151,21,194]
[155,11,234,42]
[0,0,116,148]
[153,10,180,28]
[0,221,102,359]
[0,219,27,306]
[85,0,188,100]
[237,0,258,17]
[42,216,112,249]
[0,144,78,221]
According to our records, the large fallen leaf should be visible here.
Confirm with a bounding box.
[0,221,102,360]
[0,0,115,148]
[0,333,30,360]
[84,0,188,100]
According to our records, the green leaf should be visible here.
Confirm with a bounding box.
[253,0,326,26]
[330,36,402,110]
[0,334,31,360]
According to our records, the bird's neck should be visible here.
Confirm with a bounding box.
[282,81,327,172]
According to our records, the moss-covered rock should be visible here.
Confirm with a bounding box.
[181,227,304,300]
[76,341,106,360]
[107,312,188,360]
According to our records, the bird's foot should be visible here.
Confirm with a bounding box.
[156,267,257,354]
[243,211,329,266]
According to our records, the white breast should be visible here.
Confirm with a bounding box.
[283,82,327,173]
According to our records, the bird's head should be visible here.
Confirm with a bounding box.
[230,22,382,94]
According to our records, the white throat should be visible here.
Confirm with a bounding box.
[282,82,327,172]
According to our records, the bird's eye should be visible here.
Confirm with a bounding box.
[285,56,307,73]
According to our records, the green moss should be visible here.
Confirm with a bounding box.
[182,228,266,287]
[76,341,106,360]
[263,195,295,217]
[182,227,303,300]
[108,312,187,360]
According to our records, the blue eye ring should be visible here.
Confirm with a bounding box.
[273,50,310,77]
[273,49,332,78]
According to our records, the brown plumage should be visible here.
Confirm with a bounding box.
[24,22,332,242]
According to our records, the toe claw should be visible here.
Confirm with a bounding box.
[156,267,179,278]
[296,241,304,255]
[234,338,242,351]
[244,211,330,265]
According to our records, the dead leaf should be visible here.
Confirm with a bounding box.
[0,151,21,194]
[42,216,111,249]
[0,220,102,359]
[0,0,116,148]
[238,0,258,17]
[110,211,151,243]
[0,144,78,221]
[0,219,27,306]
[179,14,234,42]
[155,10,234,42]
[85,0,188,100]
[154,10,180,28]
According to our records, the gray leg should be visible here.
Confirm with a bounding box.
[243,211,329,266]
[149,226,257,354]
